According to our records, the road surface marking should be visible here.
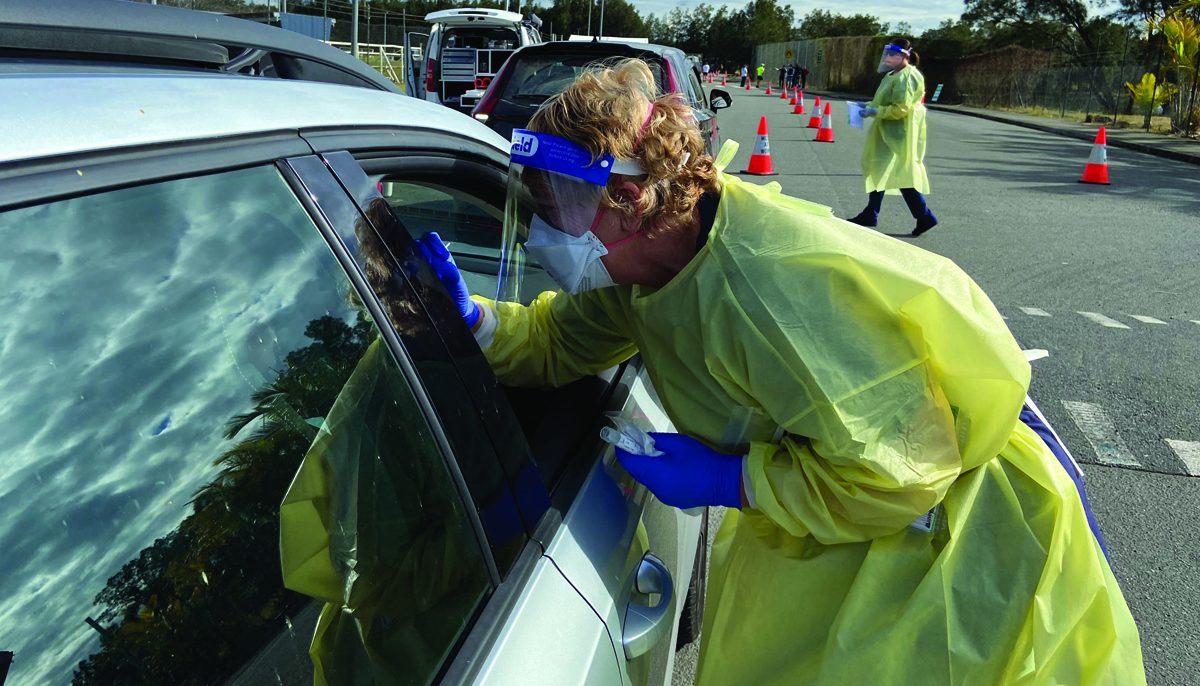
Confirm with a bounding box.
[1077,312,1130,329]
[1165,439,1200,476]
[1020,307,1051,317]
[1062,401,1141,467]
[1128,314,1167,325]
[1191,320,1200,326]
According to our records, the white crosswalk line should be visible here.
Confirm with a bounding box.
[1166,440,1200,476]
[1128,314,1167,325]
[1019,307,1051,317]
[1077,312,1131,329]
[1062,401,1142,467]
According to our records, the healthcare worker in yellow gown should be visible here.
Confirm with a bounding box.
[849,38,939,236]
[419,58,1145,684]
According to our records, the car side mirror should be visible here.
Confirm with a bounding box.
[708,88,731,110]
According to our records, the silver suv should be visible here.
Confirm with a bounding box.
[0,3,705,685]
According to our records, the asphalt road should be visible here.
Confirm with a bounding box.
[672,83,1200,685]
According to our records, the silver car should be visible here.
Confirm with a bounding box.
[0,3,705,685]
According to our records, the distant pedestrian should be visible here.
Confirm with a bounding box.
[703,62,710,78]
[755,63,765,88]
[740,64,748,87]
[785,64,796,89]
[777,65,785,88]
[847,38,938,236]
[799,64,810,89]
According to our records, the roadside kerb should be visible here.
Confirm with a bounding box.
[925,103,1200,167]
[789,88,1200,167]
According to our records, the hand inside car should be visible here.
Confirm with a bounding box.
[415,231,481,328]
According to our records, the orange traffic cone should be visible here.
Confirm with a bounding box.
[780,87,788,100]
[721,75,727,86]
[792,90,805,114]
[807,96,823,128]
[741,117,778,176]
[1079,127,1110,185]
[765,84,773,95]
[815,102,835,142]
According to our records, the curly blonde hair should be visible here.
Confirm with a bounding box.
[529,58,719,237]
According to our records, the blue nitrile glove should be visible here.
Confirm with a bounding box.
[615,432,743,509]
[415,231,481,328]
[861,106,878,117]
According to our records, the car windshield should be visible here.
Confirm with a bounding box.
[500,53,665,102]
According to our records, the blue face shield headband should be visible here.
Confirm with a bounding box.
[879,44,912,72]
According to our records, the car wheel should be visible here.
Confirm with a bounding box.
[676,508,709,650]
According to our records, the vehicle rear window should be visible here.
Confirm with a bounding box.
[498,53,666,104]
[443,27,519,50]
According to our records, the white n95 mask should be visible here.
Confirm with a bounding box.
[524,214,615,295]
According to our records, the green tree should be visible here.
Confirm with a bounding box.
[918,19,981,60]
[795,9,888,39]
[745,0,795,48]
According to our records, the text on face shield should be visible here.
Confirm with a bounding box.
[511,132,538,157]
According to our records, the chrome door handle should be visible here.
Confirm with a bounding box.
[622,552,675,660]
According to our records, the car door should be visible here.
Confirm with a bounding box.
[303,130,704,685]
[404,30,429,98]
[280,152,623,685]
[0,147,510,686]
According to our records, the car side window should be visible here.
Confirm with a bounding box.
[686,66,707,109]
[381,179,556,301]
[0,166,490,685]
[375,172,611,495]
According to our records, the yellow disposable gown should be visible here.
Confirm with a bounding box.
[863,64,930,194]
[477,164,1145,683]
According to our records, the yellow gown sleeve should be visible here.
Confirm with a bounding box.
[474,287,638,388]
[709,244,1027,545]
[872,69,923,121]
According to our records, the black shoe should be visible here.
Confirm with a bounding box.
[911,214,939,236]
[847,212,878,228]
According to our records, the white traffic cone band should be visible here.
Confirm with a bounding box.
[753,134,770,155]
[1088,144,1107,165]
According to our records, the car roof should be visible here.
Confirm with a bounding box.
[0,72,507,165]
[514,40,679,58]
[0,0,399,93]
[425,8,525,27]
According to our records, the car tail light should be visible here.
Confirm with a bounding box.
[472,55,514,123]
[425,58,436,93]
[664,59,681,95]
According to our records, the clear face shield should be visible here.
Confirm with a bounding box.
[498,129,644,300]
[877,44,910,73]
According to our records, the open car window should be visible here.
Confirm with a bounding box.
[375,172,616,497]
[380,179,556,303]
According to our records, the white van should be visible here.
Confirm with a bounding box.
[406,8,543,112]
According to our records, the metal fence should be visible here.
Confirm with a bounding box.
[951,47,1163,121]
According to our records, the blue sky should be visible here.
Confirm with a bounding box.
[635,0,967,35]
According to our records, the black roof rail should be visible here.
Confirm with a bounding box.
[0,0,400,93]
